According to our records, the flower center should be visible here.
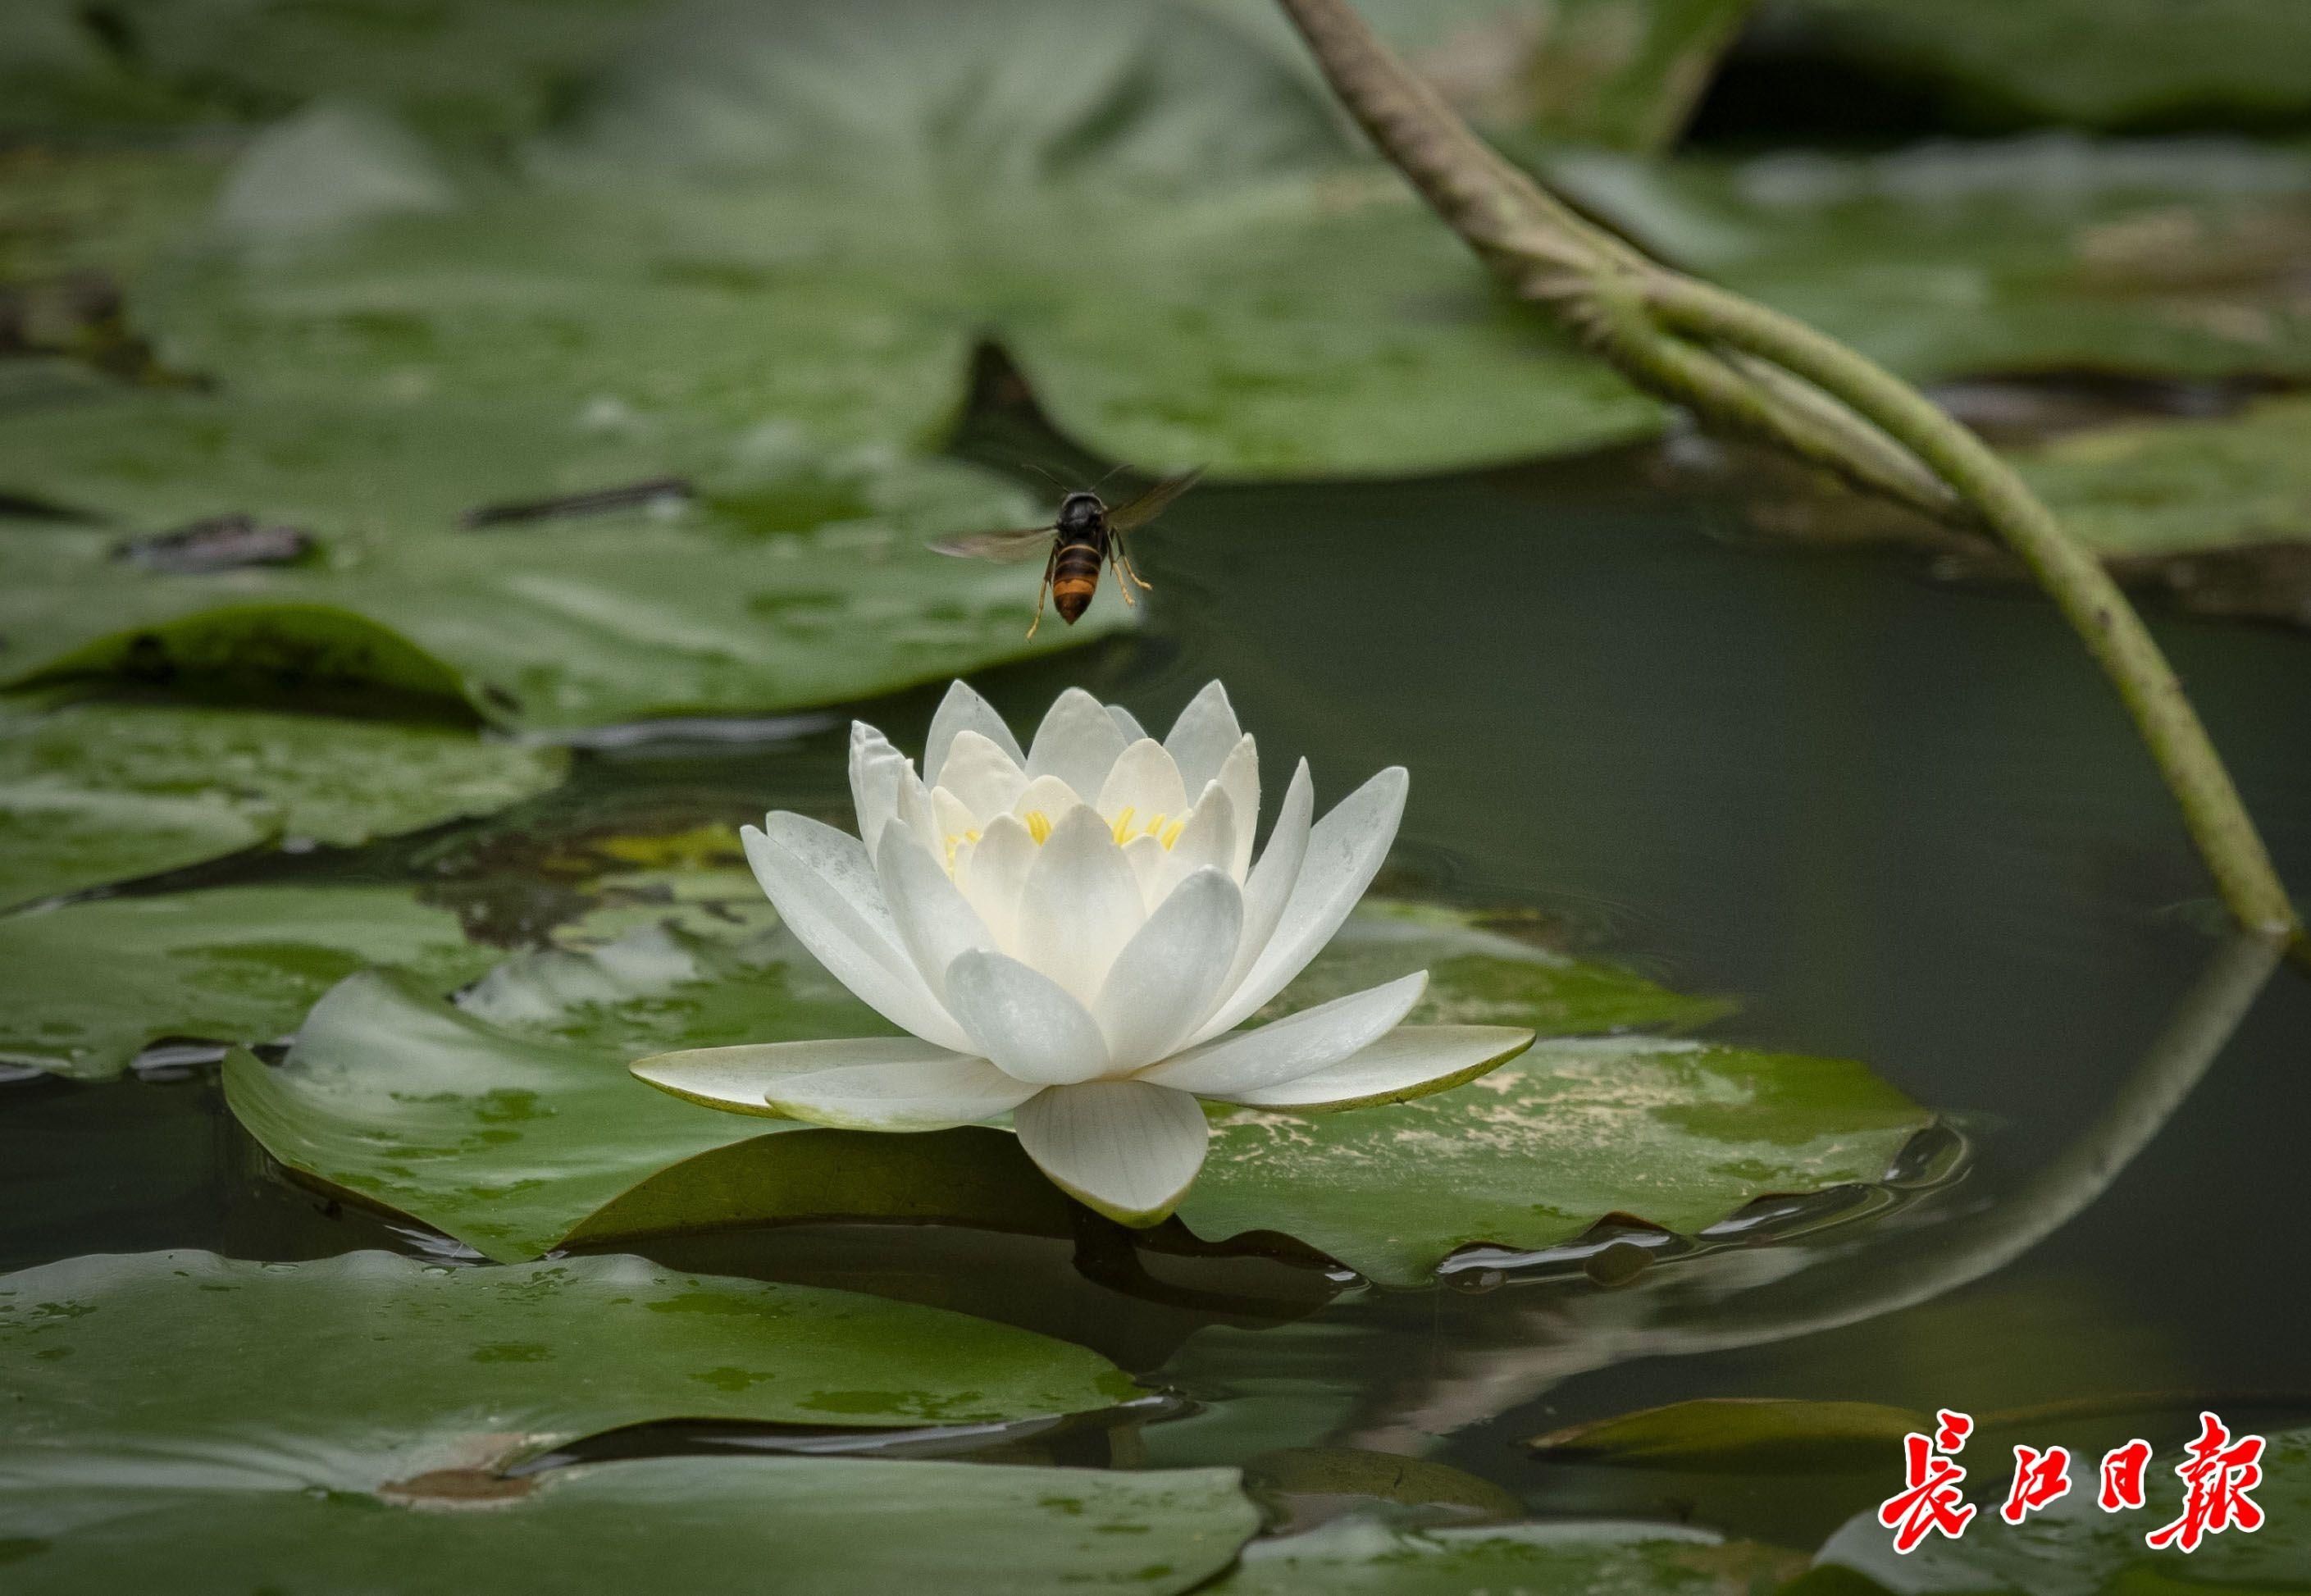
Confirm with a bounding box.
[941,806,1188,868]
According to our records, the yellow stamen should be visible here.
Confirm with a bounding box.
[1110,806,1137,844]
[1160,818,1185,848]
[941,827,982,869]
[1023,809,1053,845]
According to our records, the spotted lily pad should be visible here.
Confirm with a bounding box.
[0,884,497,1080]
[0,1250,1253,1596]
[1177,1036,1934,1286]
[1206,1518,1805,1594]
[0,698,567,908]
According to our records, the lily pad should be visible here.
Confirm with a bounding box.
[1551,137,2311,384]
[1815,1422,2311,1593]
[223,896,1764,1264]
[1177,1035,1934,1285]
[0,697,567,907]
[95,0,1666,480]
[1763,0,2311,130]
[0,884,496,1080]
[1529,1397,1930,1471]
[0,1250,1255,1596]
[1206,1518,1805,1594]
[0,408,1128,729]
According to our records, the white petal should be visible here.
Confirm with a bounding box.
[631,1037,1025,1129]
[1141,971,1426,1095]
[1010,773,1085,827]
[1154,786,1236,901]
[1121,833,1169,904]
[768,1053,1041,1130]
[956,813,1037,947]
[1212,759,1312,1023]
[940,730,1028,822]
[944,949,1114,1086]
[1189,765,1406,1043]
[848,726,907,853]
[1211,734,1260,879]
[925,680,1023,787]
[1013,1080,1210,1225]
[1164,681,1242,792]
[1096,738,1188,826]
[875,827,996,998]
[1215,1025,1534,1110]
[893,765,941,855]
[1014,805,1146,1005]
[1107,705,1148,743]
[932,786,979,848]
[1094,869,1245,1070]
[1027,687,1128,801]
[632,1037,950,1115]
[743,819,972,1051]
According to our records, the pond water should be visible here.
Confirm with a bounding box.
[7,408,2309,1558]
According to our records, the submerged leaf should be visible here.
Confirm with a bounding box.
[1529,1397,1930,1471]
[0,885,496,1080]
[0,698,566,907]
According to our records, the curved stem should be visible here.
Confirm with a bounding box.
[1647,277,2300,942]
[1272,0,2302,953]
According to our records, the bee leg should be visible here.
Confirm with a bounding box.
[1114,532,1155,592]
[1027,548,1055,639]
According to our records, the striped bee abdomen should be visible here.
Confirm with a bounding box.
[1051,534,1104,622]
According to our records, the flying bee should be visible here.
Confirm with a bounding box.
[931,467,1203,637]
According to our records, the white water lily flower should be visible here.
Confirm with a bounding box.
[631,681,1534,1225]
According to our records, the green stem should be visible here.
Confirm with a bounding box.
[1647,276,2300,943]
[1273,0,2302,953]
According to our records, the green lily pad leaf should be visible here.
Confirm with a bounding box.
[1206,1517,1805,1594]
[0,884,497,1080]
[224,896,1759,1262]
[0,1250,1254,1596]
[1764,0,2311,130]
[0,698,566,908]
[1529,1397,1930,1471]
[1551,139,2311,384]
[93,0,1664,481]
[0,408,1126,728]
[0,0,670,145]
[1816,1422,2311,1593]
[1266,899,1734,1035]
[1177,1035,1934,1286]
[2013,394,2311,559]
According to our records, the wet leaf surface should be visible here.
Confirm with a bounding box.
[0,1249,1253,1595]
[1178,1035,1933,1287]
[0,698,566,907]
[0,885,497,1081]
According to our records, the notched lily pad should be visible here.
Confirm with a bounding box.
[0,1249,1251,1596]
[0,697,567,908]
[0,884,498,1080]
[1177,1035,1936,1287]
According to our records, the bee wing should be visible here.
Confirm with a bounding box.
[928,524,1055,563]
[1104,467,1205,534]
